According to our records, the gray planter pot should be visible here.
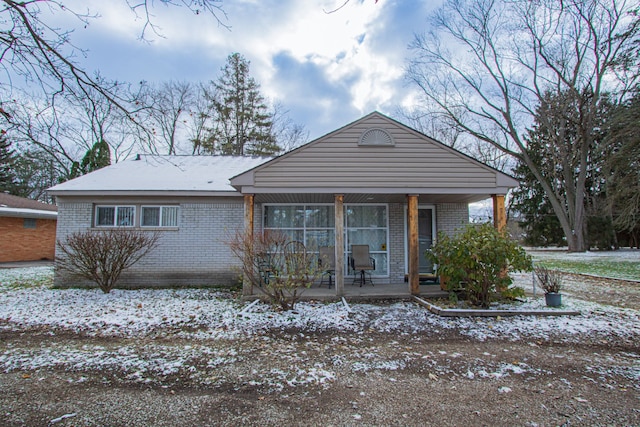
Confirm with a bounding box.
[545,292,562,307]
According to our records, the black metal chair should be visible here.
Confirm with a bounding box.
[318,246,335,288]
[256,252,274,287]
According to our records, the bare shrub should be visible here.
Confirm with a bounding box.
[227,230,323,311]
[57,229,160,293]
[534,266,563,294]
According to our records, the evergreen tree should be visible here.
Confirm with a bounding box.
[0,134,19,194]
[12,149,61,202]
[204,53,279,156]
[511,148,565,247]
[511,91,616,249]
[603,91,640,246]
[69,140,111,179]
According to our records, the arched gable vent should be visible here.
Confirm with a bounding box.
[358,128,394,146]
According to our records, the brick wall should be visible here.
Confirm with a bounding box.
[0,217,57,262]
[53,198,470,289]
[54,199,245,288]
[436,203,470,237]
[387,202,469,283]
[388,203,406,283]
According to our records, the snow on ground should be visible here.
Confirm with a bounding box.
[527,247,640,261]
[1,268,637,343]
[0,264,639,390]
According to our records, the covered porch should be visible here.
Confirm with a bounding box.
[230,112,517,298]
[239,193,508,298]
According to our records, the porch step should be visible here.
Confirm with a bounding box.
[404,274,440,284]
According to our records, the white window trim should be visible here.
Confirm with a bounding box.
[345,203,390,278]
[94,205,136,228]
[140,205,180,228]
[262,203,335,249]
[403,204,436,274]
[262,203,390,278]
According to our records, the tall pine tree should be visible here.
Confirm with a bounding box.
[512,91,616,249]
[69,140,111,179]
[511,147,565,247]
[603,91,640,247]
[0,134,19,194]
[203,53,279,156]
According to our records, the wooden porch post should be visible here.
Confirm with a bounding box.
[242,194,255,296]
[492,194,508,290]
[334,194,345,296]
[492,194,506,232]
[407,194,420,295]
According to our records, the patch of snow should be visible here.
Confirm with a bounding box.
[1,266,639,391]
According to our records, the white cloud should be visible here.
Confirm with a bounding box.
[43,0,435,137]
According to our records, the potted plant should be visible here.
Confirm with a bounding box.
[534,266,563,307]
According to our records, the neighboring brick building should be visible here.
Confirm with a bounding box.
[0,193,58,262]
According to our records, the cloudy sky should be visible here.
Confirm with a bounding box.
[50,0,441,140]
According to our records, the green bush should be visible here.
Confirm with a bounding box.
[426,223,532,308]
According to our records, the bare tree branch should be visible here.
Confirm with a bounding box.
[407,0,637,251]
[0,0,228,127]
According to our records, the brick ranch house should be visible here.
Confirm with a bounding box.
[0,193,58,263]
[48,112,517,296]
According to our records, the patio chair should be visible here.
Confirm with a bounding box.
[256,252,274,287]
[318,246,335,288]
[350,244,375,287]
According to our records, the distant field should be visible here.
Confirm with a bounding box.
[528,249,640,281]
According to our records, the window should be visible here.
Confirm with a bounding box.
[263,204,389,276]
[345,205,388,275]
[141,206,179,227]
[23,218,37,229]
[263,205,335,251]
[95,206,135,227]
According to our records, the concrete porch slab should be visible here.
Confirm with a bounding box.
[244,283,449,302]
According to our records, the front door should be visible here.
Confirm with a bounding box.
[418,208,434,273]
[406,206,436,274]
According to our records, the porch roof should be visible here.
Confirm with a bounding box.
[231,112,518,204]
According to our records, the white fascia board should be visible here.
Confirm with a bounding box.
[237,186,514,195]
[47,190,243,198]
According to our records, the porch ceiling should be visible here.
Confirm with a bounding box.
[253,192,491,204]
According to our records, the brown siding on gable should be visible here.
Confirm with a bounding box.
[252,116,497,189]
[0,217,57,262]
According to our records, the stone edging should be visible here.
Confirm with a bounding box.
[412,296,581,317]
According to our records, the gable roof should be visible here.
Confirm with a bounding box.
[230,112,518,204]
[0,193,57,219]
[48,155,271,197]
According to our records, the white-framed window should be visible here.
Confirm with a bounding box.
[95,205,135,227]
[141,206,179,227]
[263,203,389,276]
[345,204,389,276]
[263,204,335,251]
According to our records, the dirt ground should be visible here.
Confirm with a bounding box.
[1,273,638,427]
